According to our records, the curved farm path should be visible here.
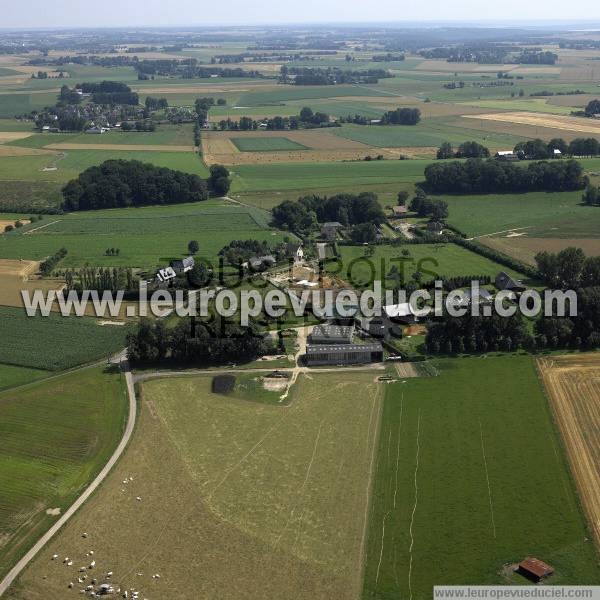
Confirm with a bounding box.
[0,364,137,597]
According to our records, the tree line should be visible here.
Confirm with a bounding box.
[437,141,490,159]
[424,158,587,194]
[127,317,272,365]
[62,160,230,211]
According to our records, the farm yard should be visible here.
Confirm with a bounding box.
[0,367,128,581]
[9,372,382,600]
[363,356,600,599]
[538,354,600,549]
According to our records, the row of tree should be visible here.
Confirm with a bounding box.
[424,158,587,194]
[437,141,490,160]
[535,247,600,289]
[127,318,272,365]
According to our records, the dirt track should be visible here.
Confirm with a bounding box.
[538,354,600,548]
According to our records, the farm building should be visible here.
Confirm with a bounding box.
[309,324,354,344]
[495,150,518,161]
[321,222,343,241]
[85,126,108,134]
[427,221,444,235]
[518,558,554,582]
[453,287,494,308]
[245,255,276,271]
[358,315,398,340]
[384,302,418,324]
[495,271,526,293]
[392,206,408,216]
[170,256,195,274]
[305,343,383,366]
[156,266,177,283]
[553,148,562,157]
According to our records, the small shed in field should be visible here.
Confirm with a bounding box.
[518,557,554,582]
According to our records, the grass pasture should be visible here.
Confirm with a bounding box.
[0,306,131,371]
[363,356,600,599]
[444,191,600,239]
[0,363,47,391]
[10,372,382,600]
[0,366,128,581]
[0,199,284,268]
[329,243,527,288]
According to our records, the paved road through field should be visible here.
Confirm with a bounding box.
[0,364,137,597]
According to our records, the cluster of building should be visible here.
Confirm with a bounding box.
[155,256,195,283]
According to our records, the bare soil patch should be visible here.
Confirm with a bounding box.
[0,132,33,143]
[538,354,600,548]
[463,111,600,135]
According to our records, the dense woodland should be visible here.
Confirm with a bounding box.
[62,160,210,210]
[271,192,385,234]
[424,158,587,194]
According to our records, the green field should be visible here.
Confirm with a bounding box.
[231,136,309,152]
[9,124,196,148]
[230,159,430,192]
[444,190,600,238]
[363,356,600,598]
[0,363,47,391]
[0,306,131,370]
[0,180,62,212]
[0,92,58,118]
[10,372,380,599]
[0,366,128,580]
[329,243,527,287]
[0,199,289,267]
[0,149,209,184]
[332,119,524,149]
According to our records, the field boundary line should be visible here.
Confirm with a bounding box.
[358,383,384,600]
[408,410,421,600]
[479,419,497,539]
[23,220,61,235]
[0,365,137,597]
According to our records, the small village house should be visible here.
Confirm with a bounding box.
[170,256,195,274]
[320,221,343,241]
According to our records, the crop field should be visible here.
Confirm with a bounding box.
[0,363,47,391]
[231,136,309,152]
[464,111,600,135]
[363,356,600,599]
[0,306,131,370]
[0,199,286,267]
[538,354,600,549]
[481,236,600,265]
[329,243,527,288]
[444,190,600,239]
[0,92,58,118]
[10,372,382,600]
[0,367,128,581]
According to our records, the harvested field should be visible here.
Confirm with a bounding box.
[0,221,29,233]
[0,146,54,157]
[10,373,382,600]
[481,236,600,265]
[538,354,600,548]
[202,128,400,165]
[43,143,194,152]
[0,132,32,143]
[463,111,600,135]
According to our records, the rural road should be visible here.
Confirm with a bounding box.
[0,364,137,597]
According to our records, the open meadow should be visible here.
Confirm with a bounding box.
[0,367,128,581]
[329,243,528,288]
[363,356,600,599]
[0,199,286,268]
[9,372,382,600]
